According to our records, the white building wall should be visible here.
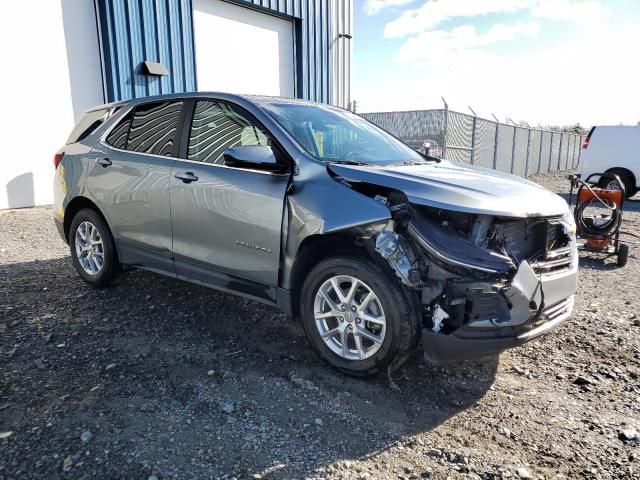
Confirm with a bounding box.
[0,0,103,209]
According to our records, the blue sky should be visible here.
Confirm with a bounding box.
[353,0,640,126]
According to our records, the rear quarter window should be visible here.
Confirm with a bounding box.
[66,108,114,144]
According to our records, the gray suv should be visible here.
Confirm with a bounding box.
[53,93,578,376]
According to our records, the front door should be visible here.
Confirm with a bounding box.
[170,99,290,301]
[87,100,184,273]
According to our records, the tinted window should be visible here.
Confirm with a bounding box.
[127,101,183,156]
[187,100,270,164]
[66,108,111,144]
[105,112,132,149]
[262,102,425,165]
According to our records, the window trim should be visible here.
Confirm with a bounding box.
[99,96,294,175]
[169,155,291,177]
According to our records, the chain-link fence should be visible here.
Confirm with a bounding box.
[361,108,584,177]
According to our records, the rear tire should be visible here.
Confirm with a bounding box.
[69,208,119,287]
[300,255,420,377]
[599,171,637,199]
[617,243,629,267]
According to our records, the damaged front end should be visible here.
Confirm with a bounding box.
[368,192,578,363]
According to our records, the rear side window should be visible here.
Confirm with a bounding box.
[127,101,183,156]
[106,112,132,149]
[66,108,112,144]
[187,100,271,164]
[105,101,183,156]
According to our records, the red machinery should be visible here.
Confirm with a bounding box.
[568,173,629,266]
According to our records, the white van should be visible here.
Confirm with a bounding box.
[577,125,640,198]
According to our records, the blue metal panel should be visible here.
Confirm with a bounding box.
[96,0,335,104]
[96,0,196,102]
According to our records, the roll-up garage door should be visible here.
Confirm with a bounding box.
[193,0,295,97]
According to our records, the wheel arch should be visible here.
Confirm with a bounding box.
[63,197,120,261]
[285,231,383,319]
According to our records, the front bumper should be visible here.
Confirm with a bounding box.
[422,259,578,364]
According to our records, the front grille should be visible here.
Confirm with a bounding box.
[497,217,574,273]
[531,220,574,273]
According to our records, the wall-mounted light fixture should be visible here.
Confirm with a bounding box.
[141,61,169,76]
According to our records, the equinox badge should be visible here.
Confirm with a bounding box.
[235,240,272,254]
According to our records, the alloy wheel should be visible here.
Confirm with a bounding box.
[74,221,104,275]
[605,180,622,191]
[313,275,386,360]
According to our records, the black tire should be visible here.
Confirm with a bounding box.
[69,208,119,287]
[617,243,629,267]
[300,255,420,377]
[599,171,637,199]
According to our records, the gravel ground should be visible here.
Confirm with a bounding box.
[1,170,639,480]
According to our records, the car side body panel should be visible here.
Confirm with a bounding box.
[278,159,391,290]
[170,157,290,288]
[86,140,176,274]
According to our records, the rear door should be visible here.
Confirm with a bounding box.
[169,98,290,301]
[87,100,185,273]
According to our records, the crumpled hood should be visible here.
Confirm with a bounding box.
[328,160,569,218]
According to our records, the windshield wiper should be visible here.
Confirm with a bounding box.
[395,159,427,166]
[391,155,440,166]
[420,153,442,163]
[328,160,370,166]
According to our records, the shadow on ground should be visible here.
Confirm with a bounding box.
[0,256,497,478]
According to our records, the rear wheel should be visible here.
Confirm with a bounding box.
[617,243,629,267]
[69,209,119,287]
[599,170,637,199]
[300,256,420,377]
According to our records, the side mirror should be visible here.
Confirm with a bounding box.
[222,145,284,171]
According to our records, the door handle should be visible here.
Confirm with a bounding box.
[175,171,198,183]
[96,157,112,167]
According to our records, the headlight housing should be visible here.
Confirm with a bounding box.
[561,210,577,240]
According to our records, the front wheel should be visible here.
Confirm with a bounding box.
[300,256,420,377]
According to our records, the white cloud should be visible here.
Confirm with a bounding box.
[383,0,610,38]
[396,22,541,63]
[532,0,610,26]
[356,23,640,126]
[356,0,635,125]
[385,0,535,38]
[363,0,416,16]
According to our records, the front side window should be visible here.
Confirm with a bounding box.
[187,100,271,165]
[262,102,425,165]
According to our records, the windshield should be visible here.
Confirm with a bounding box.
[261,102,425,165]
